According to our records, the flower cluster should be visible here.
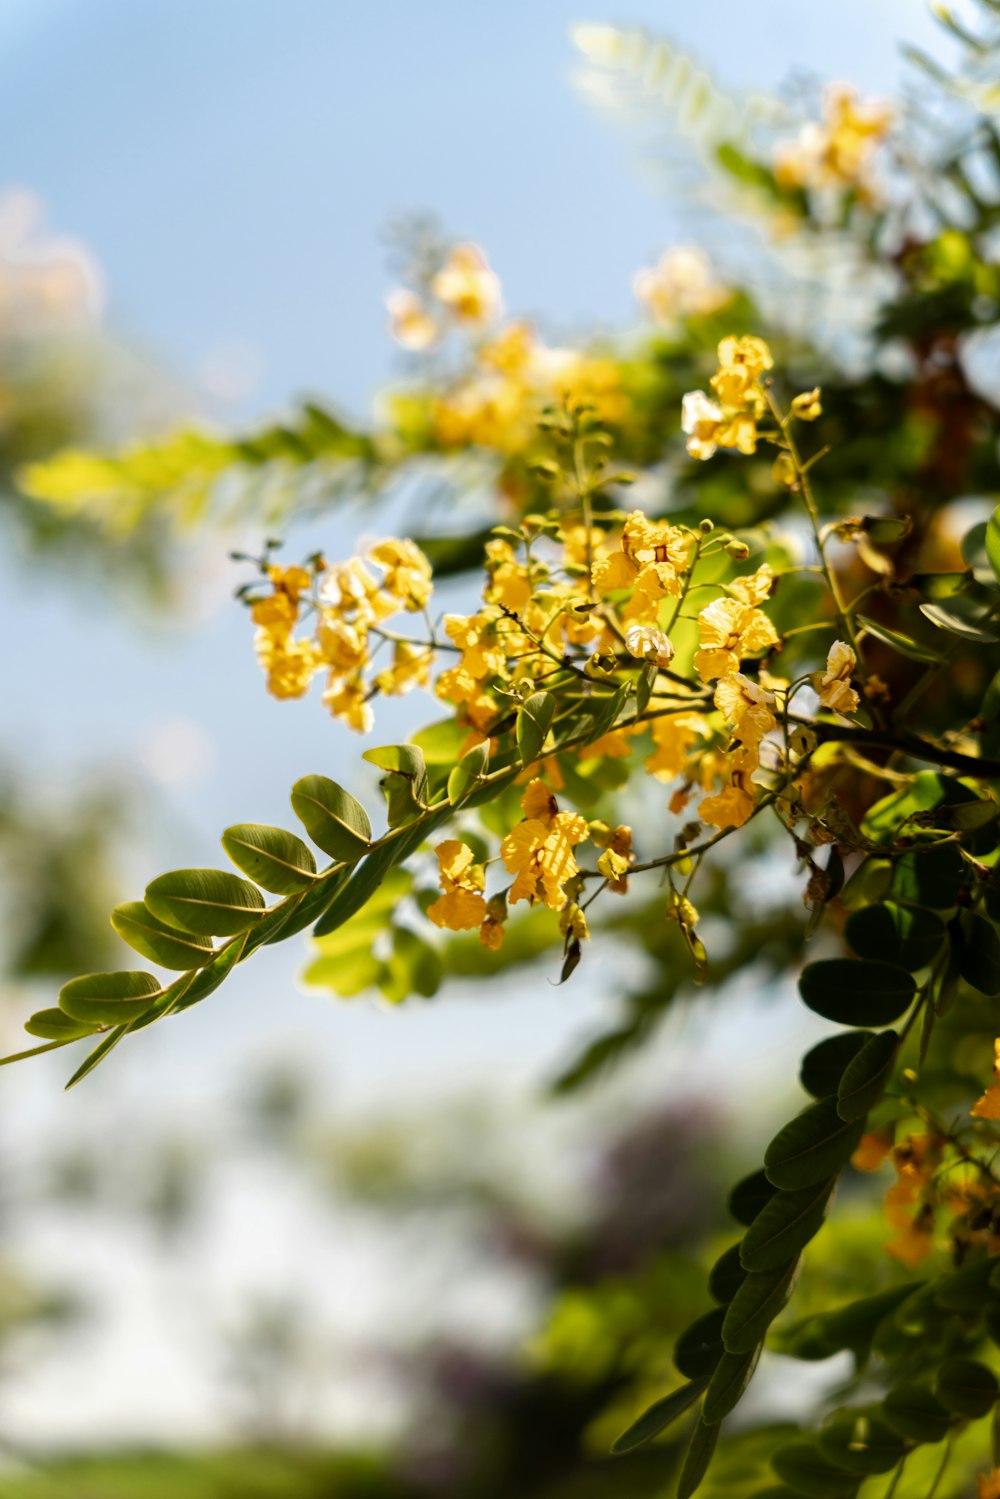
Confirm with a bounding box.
[633,246,730,325]
[681,336,774,459]
[775,83,891,197]
[386,241,501,350]
[250,539,434,730]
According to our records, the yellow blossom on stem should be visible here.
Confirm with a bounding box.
[852,1132,893,1172]
[376,641,432,696]
[386,288,437,350]
[369,538,434,612]
[978,1472,1000,1499]
[698,779,755,831]
[694,595,779,682]
[972,1038,1000,1120]
[816,640,859,715]
[255,630,320,700]
[316,615,369,674]
[645,713,709,782]
[432,242,501,326]
[710,335,773,411]
[713,672,778,768]
[426,840,489,932]
[501,780,589,912]
[791,387,822,421]
[633,246,730,323]
[322,675,374,733]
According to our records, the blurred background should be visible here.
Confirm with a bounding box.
[0,1,967,1493]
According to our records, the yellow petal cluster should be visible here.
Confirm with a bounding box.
[426,840,489,932]
[775,84,891,195]
[694,594,779,682]
[972,1038,1000,1120]
[501,780,589,912]
[682,336,773,460]
[633,246,730,324]
[816,640,859,715]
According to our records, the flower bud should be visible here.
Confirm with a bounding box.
[625,625,675,667]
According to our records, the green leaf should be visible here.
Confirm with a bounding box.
[764,1097,866,1189]
[783,1285,922,1362]
[290,775,372,860]
[856,615,942,663]
[363,744,429,826]
[168,932,249,1014]
[816,1412,907,1477]
[836,1030,899,1121]
[798,960,915,1027]
[984,504,1000,583]
[892,843,967,909]
[880,1383,953,1444]
[740,1179,836,1273]
[312,810,446,939]
[221,823,317,894]
[771,1442,860,1498]
[516,691,555,766]
[636,660,657,716]
[111,901,216,970]
[59,970,162,1026]
[610,1380,708,1455]
[920,597,1000,642]
[145,869,265,936]
[708,1243,749,1303]
[728,1168,779,1226]
[702,1344,761,1424]
[721,1259,798,1353]
[799,1034,872,1099]
[24,1009,100,1041]
[959,911,1000,995]
[0,1037,83,1067]
[446,741,490,803]
[378,925,443,1004]
[677,1417,720,1499]
[933,1254,995,1312]
[63,1025,132,1089]
[935,1357,999,1418]
[674,1308,726,1379]
[845,903,946,972]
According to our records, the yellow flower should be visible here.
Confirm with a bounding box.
[427,840,489,932]
[972,1038,1000,1120]
[645,713,709,781]
[791,387,822,421]
[729,563,774,606]
[698,781,755,830]
[252,590,298,643]
[559,902,590,942]
[592,511,692,609]
[816,640,859,715]
[681,390,724,460]
[483,538,532,611]
[625,624,675,667]
[320,557,396,625]
[432,242,501,325]
[376,640,431,696]
[694,595,779,681]
[713,672,777,764]
[596,824,633,891]
[386,288,437,350]
[316,615,368,674]
[852,1132,893,1172]
[443,612,508,678]
[978,1471,1000,1499]
[254,630,320,700]
[369,538,433,612]
[634,246,730,323]
[501,783,589,912]
[710,335,773,411]
[322,675,374,733]
[776,84,891,194]
[479,319,536,377]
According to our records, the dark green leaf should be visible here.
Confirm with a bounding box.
[935,1357,999,1418]
[933,1254,995,1312]
[312,812,447,939]
[764,1097,866,1189]
[702,1344,762,1424]
[722,1259,798,1353]
[800,1034,872,1099]
[145,869,265,936]
[516,691,555,765]
[836,1030,899,1121]
[959,911,1000,995]
[363,743,429,826]
[816,1412,907,1476]
[708,1243,749,1303]
[920,597,1000,643]
[729,1168,779,1226]
[880,1382,952,1444]
[740,1179,836,1273]
[856,615,942,663]
[636,660,657,715]
[892,843,967,909]
[111,901,216,970]
[446,742,490,803]
[290,774,372,859]
[59,970,162,1026]
[771,1442,860,1498]
[674,1308,726,1379]
[221,823,317,894]
[798,960,915,1027]
[845,903,946,972]
[677,1417,720,1499]
[610,1380,708,1455]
